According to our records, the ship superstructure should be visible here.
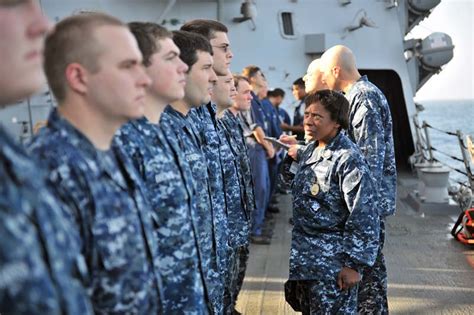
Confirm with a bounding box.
[0,0,454,169]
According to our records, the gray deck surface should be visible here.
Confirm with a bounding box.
[235,173,474,314]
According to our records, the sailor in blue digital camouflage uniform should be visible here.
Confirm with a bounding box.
[0,2,93,314]
[221,74,261,311]
[278,58,328,184]
[28,13,163,314]
[321,45,397,314]
[223,76,258,229]
[213,70,251,314]
[115,22,210,314]
[181,20,238,284]
[288,90,380,314]
[160,30,227,314]
[241,65,276,244]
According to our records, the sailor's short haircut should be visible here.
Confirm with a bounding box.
[128,22,172,67]
[181,19,228,40]
[44,12,124,102]
[293,77,305,88]
[305,89,349,129]
[232,74,249,90]
[171,30,213,71]
[267,88,285,98]
[241,65,262,80]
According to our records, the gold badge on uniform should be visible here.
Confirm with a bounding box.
[310,183,320,195]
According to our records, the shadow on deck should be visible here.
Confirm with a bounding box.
[236,172,474,314]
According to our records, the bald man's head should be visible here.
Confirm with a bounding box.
[303,58,327,93]
[320,45,360,91]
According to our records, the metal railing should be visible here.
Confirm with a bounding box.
[411,112,474,209]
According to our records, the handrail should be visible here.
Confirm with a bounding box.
[411,114,474,190]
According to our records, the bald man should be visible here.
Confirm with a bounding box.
[303,58,328,94]
[281,58,328,153]
[320,45,396,314]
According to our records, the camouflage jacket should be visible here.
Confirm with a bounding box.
[160,105,224,315]
[0,127,93,315]
[186,104,230,272]
[347,75,397,218]
[220,110,256,228]
[290,131,380,281]
[216,116,250,248]
[28,109,163,315]
[116,117,209,314]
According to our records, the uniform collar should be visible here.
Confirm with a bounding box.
[48,108,128,190]
[47,108,99,158]
[304,131,345,165]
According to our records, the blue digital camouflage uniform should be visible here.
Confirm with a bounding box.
[160,105,224,315]
[187,104,231,278]
[221,109,256,305]
[28,109,163,315]
[346,75,396,314]
[0,127,93,315]
[115,117,210,314]
[221,109,256,227]
[216,114,251,313]
[289,131,380,314]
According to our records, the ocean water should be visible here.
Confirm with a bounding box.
[417,99,474,185]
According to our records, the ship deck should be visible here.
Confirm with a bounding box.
[236,172,474,314]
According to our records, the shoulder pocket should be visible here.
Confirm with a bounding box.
[342,168,362,194]
[352,104,368,127]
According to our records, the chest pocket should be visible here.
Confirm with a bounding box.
[93,216,131,271]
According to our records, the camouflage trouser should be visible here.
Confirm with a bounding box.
[232,246,249,306]
[358,219,388,315]
[293,279,358,315]
[208,267,224,315]
[223,245,249,314]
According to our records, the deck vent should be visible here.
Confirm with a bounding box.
[279,11,296,39]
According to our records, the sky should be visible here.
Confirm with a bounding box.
[408,0,473,101]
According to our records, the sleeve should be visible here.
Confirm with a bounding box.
[272,107,283,138]
[351,94,385,184]
[295,143,308,162]
[0,208,62,314]
[283,110,291,126]
[50,163,93,254]
[115,131,145,179]
[251,101,266,130]
[339,157,380,269]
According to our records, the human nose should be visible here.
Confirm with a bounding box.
[227,47,234,59]
[138,67,152,88]
[178,58,188,73]
[27,1,52,39]
[209,68,218,82]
